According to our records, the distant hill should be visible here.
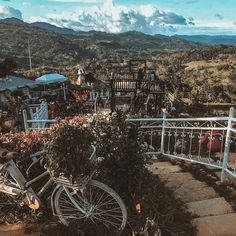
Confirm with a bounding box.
[0,19,204,69]
[175,35,236,45]
[31,22,76,35]
[0,17,25,24]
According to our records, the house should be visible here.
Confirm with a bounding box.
[0,75,37,105]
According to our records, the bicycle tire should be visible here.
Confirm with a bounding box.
[54,179,127,232]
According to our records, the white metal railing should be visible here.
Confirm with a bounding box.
[87,90,111,113]
[127,107,236,181]
[89,89,111,100]
[23,101,48,130]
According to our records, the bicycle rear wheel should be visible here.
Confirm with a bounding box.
[54,179,127,232]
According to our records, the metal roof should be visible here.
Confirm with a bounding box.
[0,75,36,92]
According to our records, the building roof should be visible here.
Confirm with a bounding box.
[35,74,68,84]
[0,75,36,92]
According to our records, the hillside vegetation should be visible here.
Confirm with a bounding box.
[15,44,236,109]
[0,20,203,69]
[1,20,236,106]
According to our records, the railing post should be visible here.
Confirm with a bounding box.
[221,107,235,182]
[160,111,167,153]
[22,110,28,131]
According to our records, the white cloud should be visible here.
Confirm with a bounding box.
[0,5,23,20]
[48,0,102,2]
[27,1,191,34]
[22,2,31,7]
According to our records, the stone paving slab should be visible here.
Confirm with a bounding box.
[175,186,218,203]
[192,213,236,236]
[159,172,195,186]
[147,164,182,175]
[165,179,208,191]
[186,197,234,217]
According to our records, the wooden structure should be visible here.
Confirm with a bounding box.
[109,61,165,115]
[129,60,147,73]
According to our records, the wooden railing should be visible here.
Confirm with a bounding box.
[110,79,165,93]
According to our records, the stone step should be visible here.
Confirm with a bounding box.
[165,179,207,191]
[175,186,218,203]
[147,162,182,175]
[186,197,234,217]
[148,162,219,202]
[160,172,195,186]
[192,213,236,236]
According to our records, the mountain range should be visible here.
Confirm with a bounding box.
[2,18,236,45]
[0,18,204,69]
[175,35,236,45]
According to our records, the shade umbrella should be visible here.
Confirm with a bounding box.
[35,74,68,99]
[35,74,68,84]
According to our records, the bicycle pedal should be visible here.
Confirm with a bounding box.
[23,194,41,210]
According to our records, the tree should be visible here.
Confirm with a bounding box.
[0,58,17,78]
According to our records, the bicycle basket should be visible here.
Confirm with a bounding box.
[52,170,96,188]
[51,145,98,188]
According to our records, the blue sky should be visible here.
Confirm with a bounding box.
[0,0,236,35]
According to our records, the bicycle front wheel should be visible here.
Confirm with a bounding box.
[54,179,127,232]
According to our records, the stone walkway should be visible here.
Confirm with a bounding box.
[147,161,236,236]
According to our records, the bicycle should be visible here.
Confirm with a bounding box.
[0,145,127,232]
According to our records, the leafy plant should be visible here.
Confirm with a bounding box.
[44,124,95,178]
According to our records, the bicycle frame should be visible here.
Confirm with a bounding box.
[0,160,53,208]
[0,145,97,214]
[0,146,127,231]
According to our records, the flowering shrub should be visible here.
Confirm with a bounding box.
[44,124,95,178]
[0,130,50,159]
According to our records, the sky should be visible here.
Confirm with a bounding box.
[0,0,236,35]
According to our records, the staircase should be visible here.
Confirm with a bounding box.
[147,161,236,236]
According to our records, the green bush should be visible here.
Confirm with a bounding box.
[44,124,95,178]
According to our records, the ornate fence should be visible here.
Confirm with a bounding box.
[23,101,48,130]
[127,107,236,181]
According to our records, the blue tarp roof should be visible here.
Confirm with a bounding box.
[35,74,68,84]
[0,76,36,91]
